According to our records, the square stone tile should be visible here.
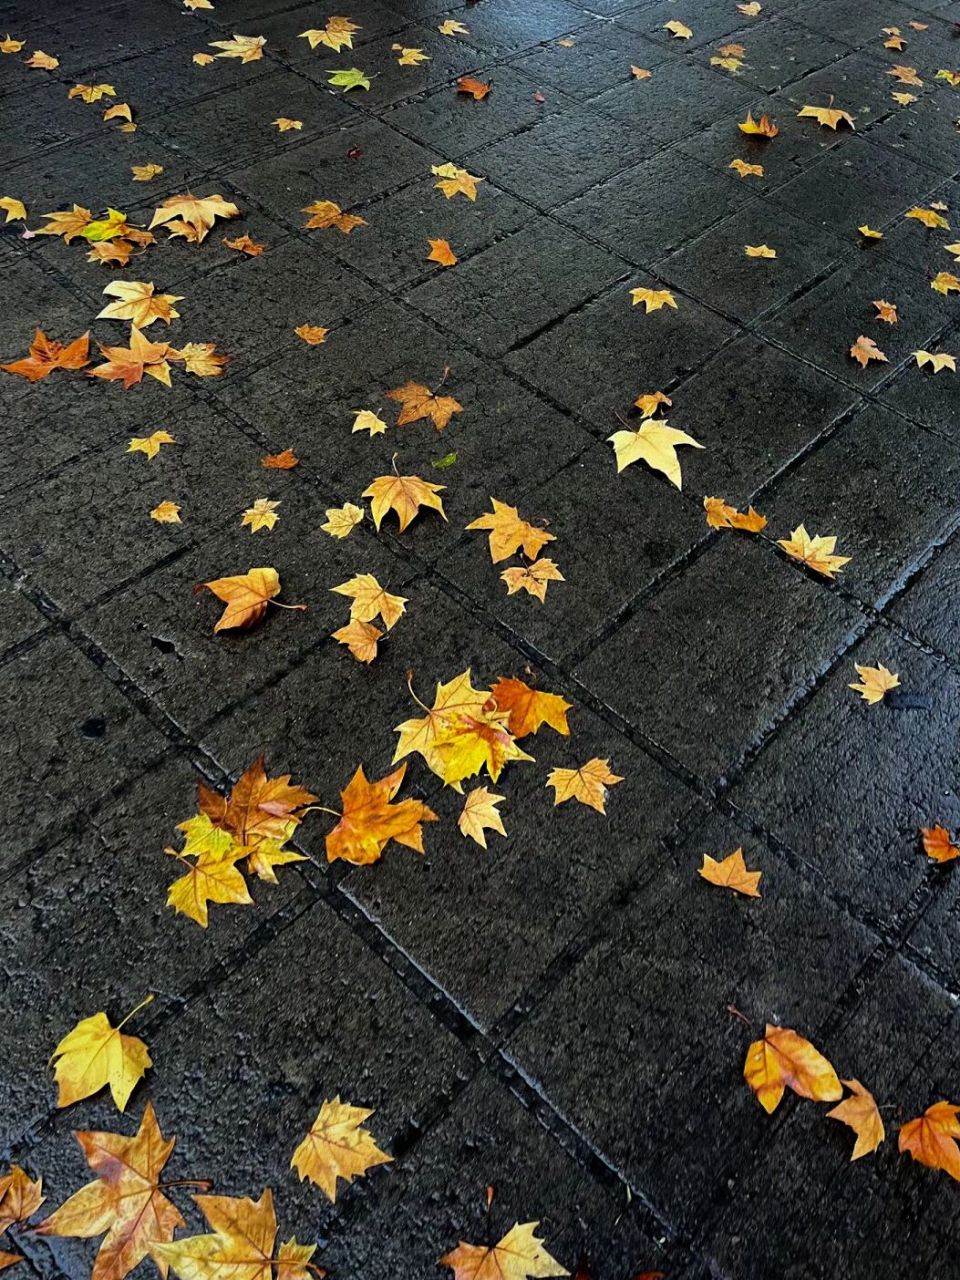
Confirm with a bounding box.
[576,537,867,782]
[32,0,213,76]
[406,218,628,356]
[732,628,960,926]
[250,0,408,66]
[344,703,694,1029]
[694,17,851,93]
[617,0,749,49]
[0,581,46,653]
[505,802,877,1240]
[588,57,756,145]
[504,277,741,432]
[791,0,947,48]
[779,48,917,125]
[556,150,755,269]
[657,200,849,324]
[866,92,960,177]
[888,531,960,659]
[0,80,103,167]
[430,0,589,57]
[508,20,678,101]
[876,348,960,441]
[437,442,707,663]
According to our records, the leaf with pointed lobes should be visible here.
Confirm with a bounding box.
[273,117,302,131]
[35,203,92,241]
[301,200,366,233]
[166,824,251,927]
[393,43,430,65]
[441,1221,568,1280]
[427,237,457,265]
[906,206,950,229]
[333,618,382,663]
[68,82,116,102]
[634,390,672,416]
[128,430,175,459]
[0,1166,44,1235]
[300,15,360,50]
[150,192,239,243]
[1,329,89,381]
[203,566,302,633]
[325,763,438,864]
[97,280,182,327]
[729,159,763,177]
[262,448,298,469]
[921,824,960,862]
[89,325,177,389]
[224,232,266,256]
[467,498,555,563]
[51,999,153,1111]
[25,50,58,69]
[387,379,463,430]
[630,286,677,312]
[744,1024,842,1113]
[0,35,25,52]
[394,669,491,769]
[872,298,897,324]
[363,472,447,532]
[777,525,850,578]
[931,271,960,296]
[0,195,25,221]
[489,676,571,739]
[295,324,328,345]
[172,342,229,378]
[432,162,482,200]
[915,349,956,373]
[331,573,407,629]
[899,1101,960,1181]
[198,755,316,848]
[36,1104,186,1280]
[208,32,266,61]
[321,502,364,538]
[154,1189,318,1279]
[327,66,370,91]
[699,848,761,896]
[797,104,855,129]
[886,63,922,86]
[663,19,692,38]
[501,558,565,603]
[745,243,776,258]
[738,109,778,136]
[827,1079,885,1160]
[703,496,766,531]
[547,758,623,813]
[849,662,899,705]
[131,163,163,181]
[858,224,883,239]
[352,408,387,435]
[849,334,887,368]
[432,707,535,790]
[608,419,704,488]
[438,18,469,35]
[458,786,507,847]
[457,74,491,99]
[151,500,181,524]
[242,498,280,533]
[291,1098,392,1201]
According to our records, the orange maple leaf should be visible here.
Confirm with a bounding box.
[387,379,463,431]
[456,74,491,100]
[324,763,438,865]
[743,1025,842,1113]
[899,1101,960,1181]
[489,676,571,738]
[921,824,960,862]
[202,567,304,633]
[89,325,177,389]
[1,329,90,381]
[466,498,555,563]
[197,755,316,846]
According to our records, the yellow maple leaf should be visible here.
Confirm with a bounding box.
[608,419,704,488]
[729,158,763,178]
[887,63,922,86]
[103,102,133,124]
[438,18,469,35]
[171,341,229,377]
[394,669,490,769]
[68,82,115,102]
[0,195,25,221]
[906,206,951,229]
[154,1190,306,1278]
[321,502,364,538]
[703,496,766,531]
[427,237,458,266]
[51,998,153,1111]
[291,1098,391,1201]
[630,285,678,312]
[441,1222,568,1280]
[0,34,25,53]
[394,44,430,65]
[827,1080,886,1160]
[936,68,960,86]
[921,824,960,863]
[849,662,900,704]
[192,52,215,65]
[331,573,406,629]
[127,430,175,460]
[432,162,482,200]
[25,50,58,69]
[849,334,887,367]
[699,847,762,897]
[273,117,302,131]
[35,203,92,241]
[899,1102,960,1182]
[915,349,956,372]
[150,500,181,524]
[466,498,555,563]
[634,390,672,416]
[501,557,565,603]
[797,103,855,129]
[745,243,776,257]
[777,524,850,577]
[744,1024,842,1113]
[738,109,778,137]
[737,1,761,13]
[131,162,163,181]
[225,232,266,256]
[711,55,743,72]
[300,16,360,51]
[931,270,960,295]
[208,32,265,61]
[332,618,382,663]
[362,472,447,532]
[97,280,183,327]
[546,758,623,814]
[387,378,463,430]
[203,566,303,632]
[166,824,251,926]
[150,192,239,242]
[663,19,692,38]
[631,65,652,79]
[301,199,366,233]
[858,224,883,239]
[294,323,328,344]
[891,90,917,104]
[351,408,387,436]
[458,786,507,848]
[432,708,535,790]
[241,498,280,533]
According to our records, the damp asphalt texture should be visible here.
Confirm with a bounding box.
[3,0,960,1276]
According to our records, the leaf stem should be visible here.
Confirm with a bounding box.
[116,993,155,1031]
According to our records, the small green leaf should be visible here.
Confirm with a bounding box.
[80,208,129,241]
[327,67,371,91]
[432,451,458,470]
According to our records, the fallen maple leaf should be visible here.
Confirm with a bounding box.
[778,524,850,577]
[631,66,652,79]
[68,82,115,102]
[325,763,438,864]
[457,74,491,99]
[432,162,482,200]
[204,567,304,632]
[80,207,136,242]
[797,104,856,129]
[729,158,763,178]
[703,496,766,531]
[467,498,555,563]
[458,786,507,847]
[321,502,364,538]
[608,419,704,488]
[0,35,24,53]
[209,32,265,61]
[921,824,960,863]
[273,117,302,131]
[97,280,182,327]
[699,847,761,897]
[89,325,177,388]
[394,44,431,65]
[744,1024,842,1113]
[501,558,564,602]
[332,573,406,630]
[166,821,251,926]
[0,1166,43,1237]
[0,195,25,222]
[192,51,215,65]
[827,1080,886,1160]
[427,237,458,266]
[36,1104,187,1280]
[35,203,92,241]
[262,447,298,468]
[737,1,761,13]
[899,1101,960,1181]
[224,232,266,256]
[333,618,382,663]
[884,33,906,49]
[663,19,692,38]
[128,430,175,459]
[327,67,370,91]
[547,758,623,814]
[891,90,917,104]
[171,341,229,378]
[936,68,960,86]
[745,243,776,258]
[25,50,58,69]
[291,1098,391,1201]
[51,997,153,1111]
[88,240,135,266]
[242,498,280,533]
[102,102,133,124]
[438,18,469,35]
[442,1222,567,1280]
[711,54,743,72]
[301,199,366,233]
[150,192,239,243]
[931,270,960,295]
[300,16,360,50]
[906,206,950,229]
[858,224,883,239]
[151,500,181,524]
[738,109,778,137]
[351,408,387,436]
[887,63,923,86]
[915,350,957,375]
[363,472,447,532]
[872,298,898,324]
[394,669,488,769]
[489,676,571,738]
[1,329,89,381]
[849,334,888,368]
[634,390,672,417]
[154,1189,317,1279]
[295,324,329,345]
[630,286,677,312]
[131,162,163,182]
[387,379,463,431]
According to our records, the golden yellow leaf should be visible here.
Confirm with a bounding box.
[97,280,182,327]
[432,162,482,200]
[849,334,887,367]
[25,50,58,69]
[300,16,360,51]
[87,239,134,266]
[931,270,960,295]
[242,498,280,533]
[363,472,447,532]
[301,199,367,233]
[192,52,215,65]
[906,206,950,229]
[442,1222,568,1280]
[51,998,153,1111]
[631,66,652,79]
[332,618,382,663]
[711,55,743,72]
[884,34,906,49]
[150,192,239,242]
[150,501,181,524]
[387,379,463,431]
[891,90,917,104]
[466,498,555,563]
[630,286,678,312]
[324,763,438,864]
[887,63,922,86]
[936,68,960,86]
[0,195,25,222]
[899,1102,960,1182]
[858,224,883,239]
[321,502,364,538]
[501,558,565,602]
[438,18,469,35]
[103,102,133,123]
[224,232,266,257]
[171,341,229,377]
[744,1024,842,1113]
[457,787,507,848]
[777,524,850,577]
[797,104,855,129]
[0,35,24,53]
[729,158,763,178]
[35,203,92,242]
[634,390,672,416]
[165,829,251,927]
[745,243,776,257]
[489,676,571,739]
[432,709,535,791]
[393,669,491,771]
[184,0,214,8]
[738,109,778,137]
[557,37,575,47]
[872,298,897,324]
[331,573,406,630]
[915,349,956,373]
[849,662,900,704]
[703,496,766,532]
[291,1098,391,1201]
[546,758,623,814]
[608,419,704,488]
[352,408,387,436]
[130,163,163,182]
[294,324,328,345]
[737,2,761,13]
[273,117,302,131]
[663,19,693,38]
[209,32,266,61]
[155,1190,304,1279]
[393,43,430,66]
[127,430,175,460]
[827,1079,886,1160]
[427,237,458,265]
[921,824,960,863]
[203,567,303,632]
[68,82,115,102]
[699,847,762,897]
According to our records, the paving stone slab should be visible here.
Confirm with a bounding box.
[0,580,47,654]
[866,92,960,176]
[731,628,960,928]
[693,17,851,94]
[247,0,409,66]
[587,57,756,146]
[888,530,960,660]
[0,80,106,167]
[504,801,877,1241]
[508,20,678,101]
[430,0,589,57]
[575,537,867,783]
[876,348,960,442]
[616,0,750,49]
[790,0,941,49]
[406,217,629,356]
[777,50,908,127]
